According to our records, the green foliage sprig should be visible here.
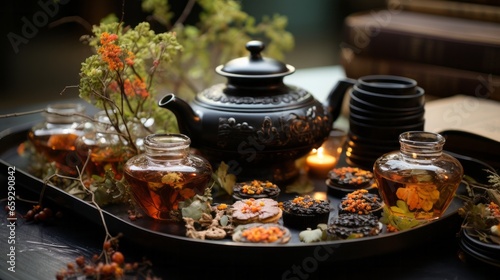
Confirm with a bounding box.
[141,0,295,99]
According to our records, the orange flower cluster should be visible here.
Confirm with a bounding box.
[98,32,135,71]
[241,226,285,243]
[125,51,135,66]
[107,81,120,92]
[396,183,440,211]
[488,202,500,217]
[124,78,149,98]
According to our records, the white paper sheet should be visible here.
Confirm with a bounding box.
[424,95,500,142]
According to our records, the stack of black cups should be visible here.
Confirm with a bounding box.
[345,75,425,169]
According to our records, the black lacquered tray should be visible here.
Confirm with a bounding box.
[0,123,471,265]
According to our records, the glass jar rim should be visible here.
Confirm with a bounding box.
[47,103,85,113]
[44,103,85,123]
[145,133,191,149]
[399,131,445,146]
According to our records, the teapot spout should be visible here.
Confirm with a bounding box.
[158,94,201,142]
[326,78,356,122]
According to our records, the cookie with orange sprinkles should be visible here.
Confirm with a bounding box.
[280,195,331,230]
[326,166,376,197]
[232,180,280,200]
[339,189,384,217]
[232,223,291,244]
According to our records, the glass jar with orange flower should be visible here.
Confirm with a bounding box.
[374,131,463,221]
[28,103,86,175]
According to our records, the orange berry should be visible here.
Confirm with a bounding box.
[103,241,112,251]
[75,256,85,268]
[100,263,115,276]
[112,251,125,265]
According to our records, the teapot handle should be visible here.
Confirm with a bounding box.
[326,78,356,122]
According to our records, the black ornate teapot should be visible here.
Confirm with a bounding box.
[159,41,350,183]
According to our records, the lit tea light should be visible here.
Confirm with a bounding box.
[306,147,337,177]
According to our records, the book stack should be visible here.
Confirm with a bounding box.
[340,0,500,101]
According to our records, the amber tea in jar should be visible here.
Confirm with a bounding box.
[373,131,463,221]
[124,134,213,220]
[75,110,134,180]
[28,103,85,175]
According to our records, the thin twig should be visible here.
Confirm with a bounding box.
[48,16,93,34]
[14,196,39,204]
[0,109,45,118]
[59,85,80,96]
[42,149,115,263]
[120,0,126,25]
[174,0,197,27]
[0,109,93,123]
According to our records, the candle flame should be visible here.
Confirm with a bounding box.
[317,147,325,158]
[312,192,327,201]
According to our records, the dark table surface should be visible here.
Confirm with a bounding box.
[1,100,500,280]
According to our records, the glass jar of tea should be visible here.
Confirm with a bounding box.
[123,134,213,220]
[373,131,463,221]
[75,110,134,180]
[28,103,86,175]
[127,117,156,152]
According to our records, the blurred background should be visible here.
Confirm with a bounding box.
[3,0,498,114]
[0,0,385,111]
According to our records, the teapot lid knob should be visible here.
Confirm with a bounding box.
[216,40,294,77]
[246,40,264,60]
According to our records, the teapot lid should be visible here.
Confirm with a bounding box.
[216,40,295,78]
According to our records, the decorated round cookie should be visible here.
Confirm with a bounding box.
[280,195,331,230]
[232,180,280,200]
[326,167,375,196]
[339,189,384,216]
[232,223,291,244]
[327,213,382,240]
[231,198,282,225]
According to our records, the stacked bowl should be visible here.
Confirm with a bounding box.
[346,75,425,169]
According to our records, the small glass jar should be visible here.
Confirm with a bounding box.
[124,134,213,220]
[373,131,463,221]
[75,110,134,180]
[127,117,156,152]
[28,103,85,175]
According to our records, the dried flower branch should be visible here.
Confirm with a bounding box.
[458,170,500,244]
[78,21,182,155]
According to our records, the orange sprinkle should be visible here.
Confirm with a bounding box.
[240,180,277,195]
[217,203,228,210]
[241,198,263,213]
